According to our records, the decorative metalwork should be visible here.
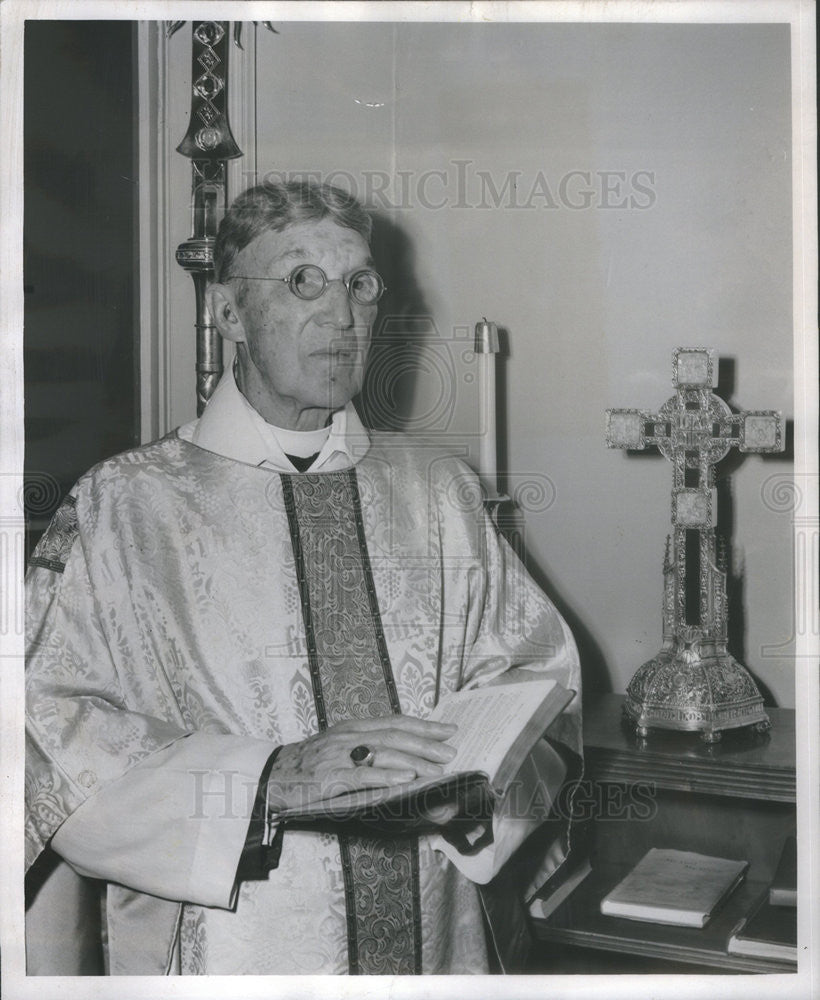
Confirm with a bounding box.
[606,348,784,742]
[176,21,241,162]
[170,21,276,414]
[166,21,278,47]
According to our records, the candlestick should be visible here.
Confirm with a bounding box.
[474,318,499,495]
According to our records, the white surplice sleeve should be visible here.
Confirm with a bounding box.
[49,733,275,908]
[26,496,275,910]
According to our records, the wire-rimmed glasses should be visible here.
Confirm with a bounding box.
[227,264,386,306]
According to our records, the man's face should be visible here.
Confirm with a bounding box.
[227,217,377,428]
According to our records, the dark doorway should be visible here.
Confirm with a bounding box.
[24,20,139,553]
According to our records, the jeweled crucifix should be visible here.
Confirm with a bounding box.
[606,348,784,741]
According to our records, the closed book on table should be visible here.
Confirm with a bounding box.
[769,834,797,907]
[600,848,748,928]
[727,890,797,963]
[529,855,593,920]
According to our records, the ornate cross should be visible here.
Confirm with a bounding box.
[606,348,784,741]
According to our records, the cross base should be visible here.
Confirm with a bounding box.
[623,647,770,743]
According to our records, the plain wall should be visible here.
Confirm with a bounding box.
[164,21,795,705]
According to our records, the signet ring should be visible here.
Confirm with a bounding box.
[350,745,376,767]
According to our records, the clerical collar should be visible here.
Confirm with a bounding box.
[267,421,330,459]
[181,366,371,473]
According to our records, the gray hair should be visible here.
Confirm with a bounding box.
[214,179,373,283]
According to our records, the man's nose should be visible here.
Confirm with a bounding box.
[318,280,355,329]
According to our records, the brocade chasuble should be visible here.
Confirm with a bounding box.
[26,430,582,975]
[282,471,421,974]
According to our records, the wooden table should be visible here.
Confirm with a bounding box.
[530,693,797,974]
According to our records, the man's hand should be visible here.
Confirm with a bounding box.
[267,715,458,814]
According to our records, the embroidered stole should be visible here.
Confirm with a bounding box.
[281,470,422,975]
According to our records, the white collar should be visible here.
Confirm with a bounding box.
[179,368,371,472]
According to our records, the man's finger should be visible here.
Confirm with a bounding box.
[331,715,457,740]
[367,730,457,763]
[325,729,457,765]
[319,766,418,798]
[362,748,446,778]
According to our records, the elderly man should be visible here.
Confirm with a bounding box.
[25,180,581,975]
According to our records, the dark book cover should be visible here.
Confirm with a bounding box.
[728,891,797,962]
[769,833,797,907]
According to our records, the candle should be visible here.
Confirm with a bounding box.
[474,318,499,494]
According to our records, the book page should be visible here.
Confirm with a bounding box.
[430,678,559,783]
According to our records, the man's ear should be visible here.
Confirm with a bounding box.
[207,282,246,344]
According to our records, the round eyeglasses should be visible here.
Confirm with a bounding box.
[228,264,386,306]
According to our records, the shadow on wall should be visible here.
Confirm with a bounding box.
[358,213,433,431]
[358,213,613,696]
[504,511,611,701]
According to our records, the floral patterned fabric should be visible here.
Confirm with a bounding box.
[26,430,581,975]
[282,471,421,974]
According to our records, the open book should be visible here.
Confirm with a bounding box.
[273,677,573,825]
